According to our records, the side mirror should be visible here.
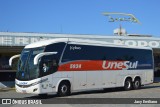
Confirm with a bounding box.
[34,52,58,65]
[9,54,20,66]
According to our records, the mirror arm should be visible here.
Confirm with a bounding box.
[9,54,20,66]
[34,52,58,65]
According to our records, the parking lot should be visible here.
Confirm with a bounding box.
[1,83,160,98]
[0,83,160,107]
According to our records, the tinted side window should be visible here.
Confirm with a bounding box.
[62,44,98,62]
[44,42,66,62]
[61,44,153,69]
[39,42,66,77]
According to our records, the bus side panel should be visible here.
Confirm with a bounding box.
[87,71,102,89]
[60,42,154,92]
[102,70,117,88]
[116,70,129,87]
[40,74,53,94]
[144,70,154,84]
[73,71,87,91]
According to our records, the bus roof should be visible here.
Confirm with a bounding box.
[24,38,152,50]
[25,38,68,49]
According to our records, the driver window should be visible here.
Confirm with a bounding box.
[42,63,49,72]
[40,55,58,76]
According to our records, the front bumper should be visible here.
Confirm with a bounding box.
[15,84,41,94]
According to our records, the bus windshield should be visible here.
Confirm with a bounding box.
[16,47,45,81]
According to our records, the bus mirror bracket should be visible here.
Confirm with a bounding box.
[34,52,58,65]
[9,54,21,66]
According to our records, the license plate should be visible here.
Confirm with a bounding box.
[22,90,26,93]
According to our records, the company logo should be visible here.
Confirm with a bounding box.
[18,82,28,85]
[22,72,24,77]
[102,61,138,70]
[2,99,11,104]
[70,46,81,50]
[1,99,42,104]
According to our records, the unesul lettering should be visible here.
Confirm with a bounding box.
[102,61,138,70]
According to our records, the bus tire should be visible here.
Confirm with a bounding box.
[133,78,141,90]
[124,78,132,91]
[58,81,71,97]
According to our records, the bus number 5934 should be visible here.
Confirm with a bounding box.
[70,64,81,69]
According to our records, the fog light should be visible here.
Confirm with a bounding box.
[33,88,38,92]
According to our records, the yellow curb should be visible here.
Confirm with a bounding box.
[0,87,15,91]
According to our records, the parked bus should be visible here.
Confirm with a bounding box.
[9,38,154,96]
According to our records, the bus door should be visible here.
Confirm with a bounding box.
[39,56,58,93]
[145,71,153,83]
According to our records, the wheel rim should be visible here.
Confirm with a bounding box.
[61,85,67,94]
[126,81,131,89]
[135,81,140,88]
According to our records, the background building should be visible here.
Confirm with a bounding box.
[0,32,160,87]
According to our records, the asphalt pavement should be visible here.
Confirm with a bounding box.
[0,83,160,107]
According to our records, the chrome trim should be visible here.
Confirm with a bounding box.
[16,78,48,88]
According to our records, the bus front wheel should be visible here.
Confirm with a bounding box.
[58,81,71,97]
